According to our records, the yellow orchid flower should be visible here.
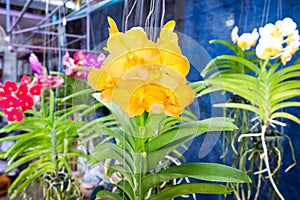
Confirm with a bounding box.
[112,65,195,117]
[88,17,194,117]
[156,20,190,76]
[103,17,190,79]
[88,68,119,102]
[103,21,161,78]
[107,16,119,35]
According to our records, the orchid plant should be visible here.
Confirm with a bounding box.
[0,57,95,199]
[200,17,300,199]
[83,17,251,200]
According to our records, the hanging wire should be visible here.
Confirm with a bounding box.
[124,0,138,31]
[90,16,97,50]
[243,0,249,31]
[151,0,160,40]
[261,0,270,26]
[160,0,166,28]
[145,0,155,35]
[122,0,129,31]
[261,0,267,26]
[134,0,144,27]
[43,0,50,70]
[252,0,257,29]
[238,0,245,29]
[61,0,69,173]
[265,0,271,24]
[277,0,282,19]
[123,0,165,40]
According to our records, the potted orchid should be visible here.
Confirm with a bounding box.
[0,55,92,199]
[200,17,300,199]
[81,17,251,200]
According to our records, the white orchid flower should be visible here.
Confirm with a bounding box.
[231,26,259,50]
[231,26,239,43]
[286,30,300,45]
[275,17,297,36]
[281,45,298,65]
[256,36,283,60]
[237,28,259,50]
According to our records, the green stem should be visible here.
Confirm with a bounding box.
[261,59,269,72]
[135,113,148,200]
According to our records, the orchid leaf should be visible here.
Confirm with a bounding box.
[214,103,262,117]
[96,190,123,200]
[270,112,300,124]
[145,117,237,152]
[115,180,135,200]
[141,162,250,198]
[148,183,233,200]
[61,88,95,102]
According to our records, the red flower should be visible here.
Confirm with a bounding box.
[74,51,87,66]
[0,83,3,92]
[16,84,28,98]
[4,81,17,95]
[3,95,20,109]
[21,75,32,85]
[20,95,34,111]
[29,85,41,96]
[5,108,23,122]
[0,91,6,106]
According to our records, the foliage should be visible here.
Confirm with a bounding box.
[199,18,300,200]
[0,80,99,199]
[88,95,251,200]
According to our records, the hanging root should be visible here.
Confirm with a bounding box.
[260,125,285,200]
[239,125,285,200]
[281,134,297,173]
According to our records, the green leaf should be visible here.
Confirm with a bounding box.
[145,118,237,171]
[115,180,135,200]
[202,55,260,77]
[148,183,233,200]
[270,112,300,124]
[61,88,95,102]
[189,81,207,93]
[141,162,250,198]
[270,89,300,107]
[9,161,53,199]
[56,104,90,123]
[92,93,137,138]
[6,151,44,172]
[145,117,237,152]
[90,143,134,173]
[49,90,55,123]
[107,165,134,188]
[209,39,237,53]
[0,118,51,133]
[201,77,264,108]
[214,103,262,117]
[75,65,94,71]
[270,102,300,114]
[269,64,300,85]
[96,190,123,200]
[74,102,103,119]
